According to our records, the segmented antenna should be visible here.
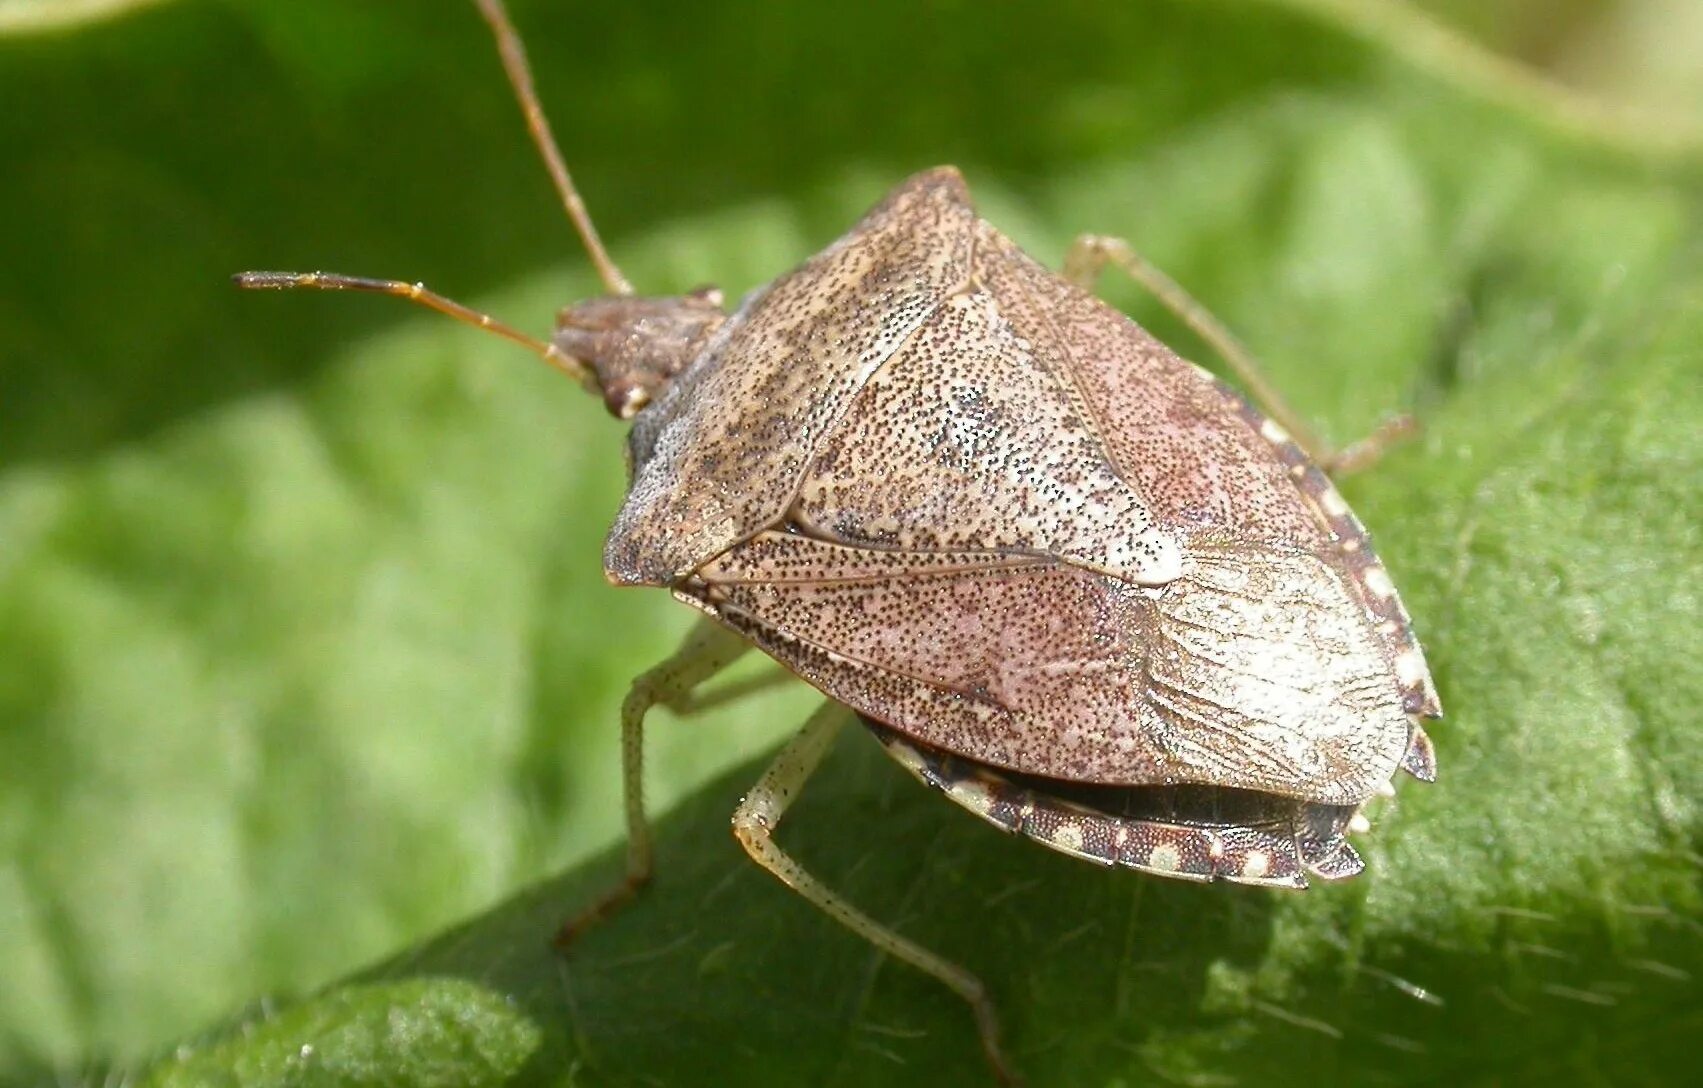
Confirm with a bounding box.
[473,0,634,297]
[232,271,592,385]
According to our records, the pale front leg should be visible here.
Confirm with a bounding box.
[664,662,793,716]
[733,704,1020,1086]
[555,616,751,947]
[1063,234,1415,474]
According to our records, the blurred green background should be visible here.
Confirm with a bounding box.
[1,1,1700,1085]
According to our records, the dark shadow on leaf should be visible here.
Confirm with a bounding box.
[361,728,1282,1087]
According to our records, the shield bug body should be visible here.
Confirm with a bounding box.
[239,2,1440,1082]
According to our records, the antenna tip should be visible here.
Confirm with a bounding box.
[233,271,292,290]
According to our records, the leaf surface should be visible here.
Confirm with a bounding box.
[1,1,1698,1085]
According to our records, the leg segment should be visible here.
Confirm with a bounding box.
[1062,234,1412,474]
[733,704,1020,1086]
[554,616,750,947]
[665,663,792,716]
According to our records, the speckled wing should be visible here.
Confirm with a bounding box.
[974,221,1440,726]
[606,168,978,586]
[789,264,1180,585]
[670,173,1438,804]
[694,530,1169,784]
[693,531,1409,804]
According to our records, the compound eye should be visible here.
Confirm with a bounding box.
[605,382,651,419]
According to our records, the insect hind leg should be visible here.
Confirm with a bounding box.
[732,703,1022,1086]
[1062,233,1415,475]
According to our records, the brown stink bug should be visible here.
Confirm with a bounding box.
[237,1,1441,1082]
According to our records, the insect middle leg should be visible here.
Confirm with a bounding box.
[554,615,751,947]
[733,703,1021,1086]
[1062,234,1415,474]
[665,662,793,715]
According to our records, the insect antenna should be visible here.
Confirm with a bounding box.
[473,0,634,297]
[231,271,592,386]
[233,4,632,390]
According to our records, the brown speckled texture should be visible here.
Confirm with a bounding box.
[621,167,1439,811]
[611,169,977,584]
[868,721,1367,887]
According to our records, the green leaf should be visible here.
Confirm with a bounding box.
[2,1,1698,1085]
[141,979,541,1088]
